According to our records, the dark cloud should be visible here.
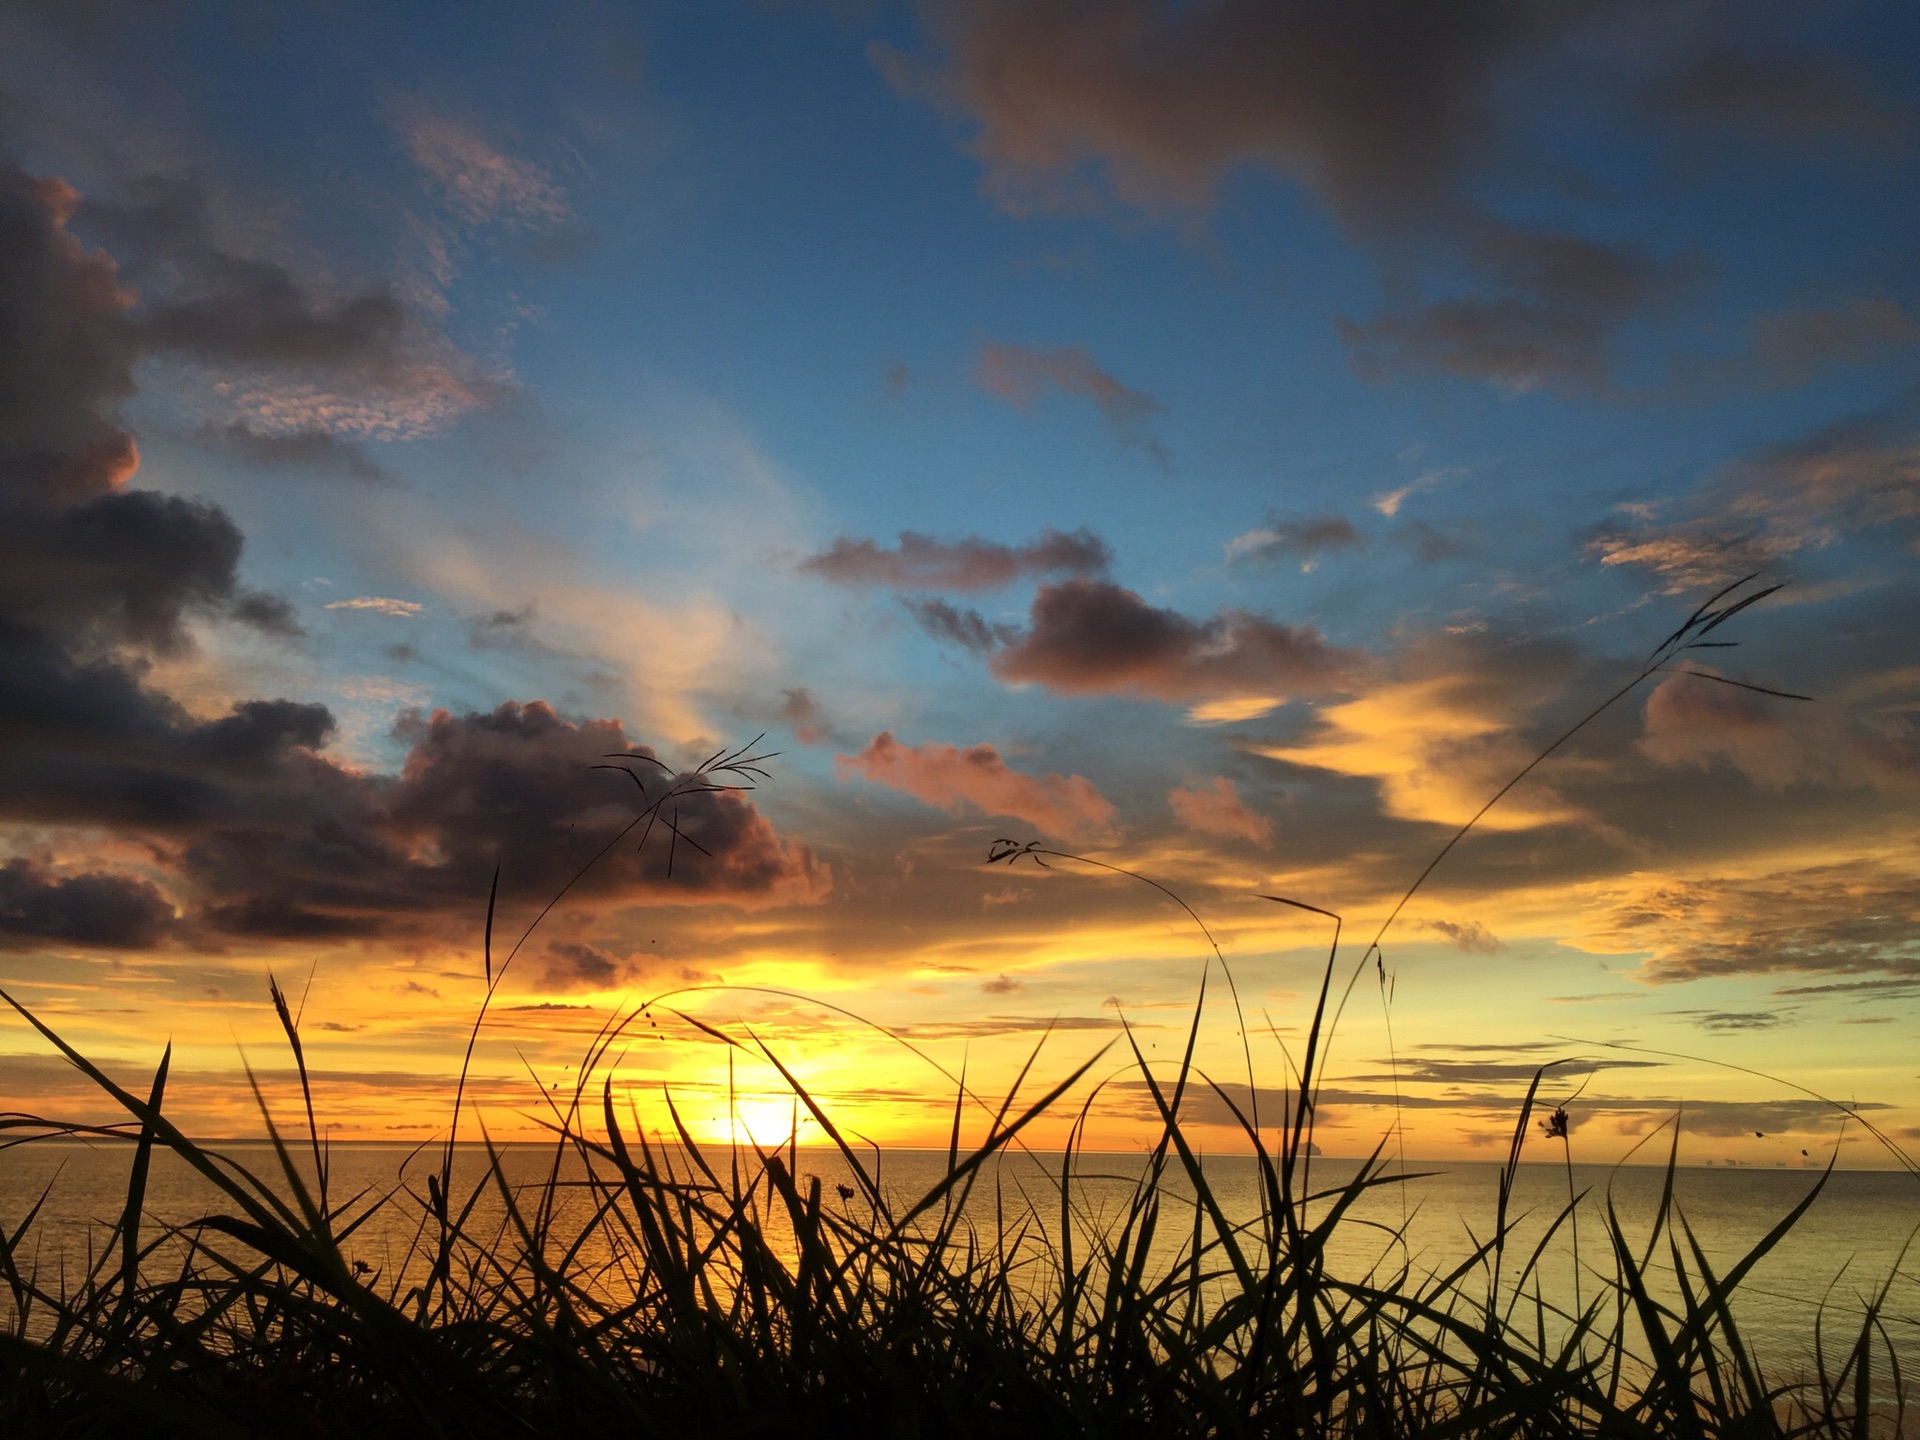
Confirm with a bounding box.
[537,941,634,992]
[904,597,1020,653]
[1599,859,1920,983]
[0,489,271,652]
[174,703,829,938]
[0,168,139,507]
[0,857,175,950]
[1647,46,1912,154]
[975,342,1165,458]
[1342,227,1696,397]
[1691,1010,1783,1032]
[1419,918,1504,954]
[81,176,409,374]
[987,579,1366,704]
[881,4,1713,394]
[878,0,1555,231]
[1748,298,1920,387]
[800,526,1110,589]
[198,420,393,485]
[0,163,824,953]
[779,687,830,745]
[1225,513,1364,568]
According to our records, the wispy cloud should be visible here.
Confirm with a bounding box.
[324,596,423,617]
[976,341,1166,460]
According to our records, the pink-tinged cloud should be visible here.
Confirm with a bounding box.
[837,732,1114,841]
[799,527,1109,589]
[1167,777,1270,844]
[989,579,1364,706]
[397,107,571,229]
[1639,669,1917,793]
[975,342,1163,457]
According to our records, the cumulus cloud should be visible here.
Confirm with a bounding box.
[1224,513,1363,570]
[1638,668,1917,794]
[799,527,1110,589]
[0,169,139,507]
[0,857,176,949]
[1167,777,1271,843]
[0,163,824,952]
[988,579,1364,711]
[975,342,1165,458]
[1593,858,1920,982]
[837,732,1115,841]
[877,0,1546,229]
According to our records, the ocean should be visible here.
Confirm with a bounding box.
[5,1138,1915,1395]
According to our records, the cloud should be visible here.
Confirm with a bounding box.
[78,173,495,440]
[903,597,1020,653]
[1341,227,1695,397]
[1224,514,1363,570]
[537,941,635,992]
[799,527,1110,589]
[396,106,571,229]
[1593,858,1920,982]
[837,732,1115,841]
[1167,777,1271,844]
[1256,632,1584,830]
[324,596,424,617]
[1590,405,1920,590]
[1419,918,1504,954]
[0,165,824,949]
[988,579,1365,712]
[779,687,831,745]
[175,702,831,941]
[1749,297,1920,387]
[0,857,176,950]
[882,5,1694,394]
[1371,468,1456,518]
[1647,46,1912,155]
[1587,520,1804,593]
[975,342,1164,458]
[197,420,392,485]
[1690,1010,1782,1032]
[0,169,139,507]
[877,0,1547,230]
[1639,664,1918,795]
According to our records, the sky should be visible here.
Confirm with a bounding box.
[2,0,1917,1164]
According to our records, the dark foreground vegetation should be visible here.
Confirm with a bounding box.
[2,578,1912,1437]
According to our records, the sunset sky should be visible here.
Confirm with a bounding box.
[2,1,1917,1163]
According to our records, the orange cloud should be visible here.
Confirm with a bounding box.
[837,732,1115,841]
[1167,777,1271,843]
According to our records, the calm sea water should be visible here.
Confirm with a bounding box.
[5,1140,1915,1391]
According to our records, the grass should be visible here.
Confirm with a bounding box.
[1,577,1914,1438]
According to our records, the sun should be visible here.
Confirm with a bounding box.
[723,1096,802,1149]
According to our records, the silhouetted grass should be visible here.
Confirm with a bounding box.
[1,578,1912,1438]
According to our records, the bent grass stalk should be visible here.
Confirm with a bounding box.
[2,579,1912,1437]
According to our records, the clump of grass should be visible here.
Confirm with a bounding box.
[1,578,1911,1437]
